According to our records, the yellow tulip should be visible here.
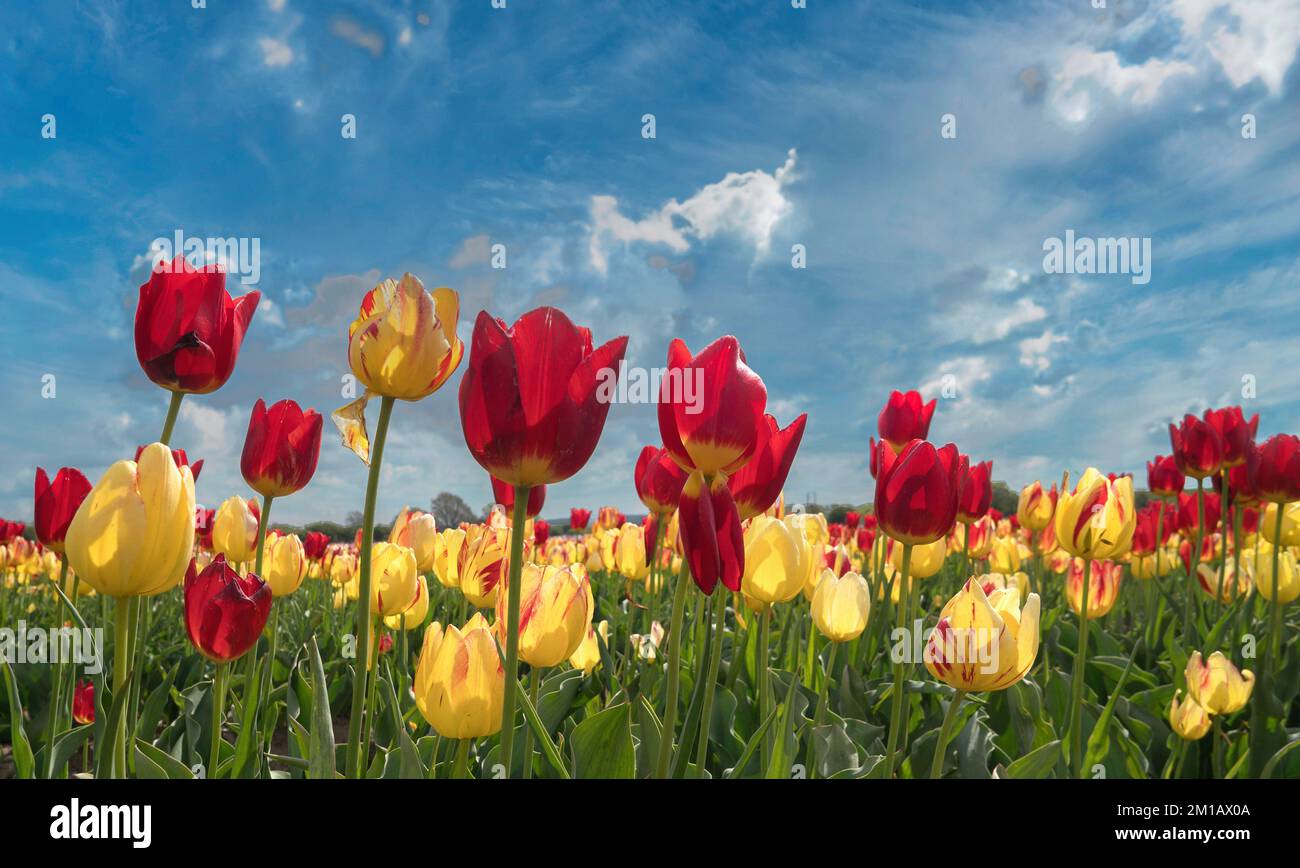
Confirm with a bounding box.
[924,578,1040,692]
[459,524,506,608]
[988,536,1022,574]
[332,274,463,463]
[1185,650,1253,715]
[1066,558,1122,619]
[1248,542,1300,603]
[742,515,806,605]
[1195,561,1251,603]
[950,516,993,560]
[414,615,503,739]
[613,522,649,581]
[1169,690,1212,740]
[370,542,419,617]
[64,442,195,597]
[390,508,438,572]
[890,536,946,579]
[1261,502,1300,547]
[1053,469,1136,560]
[385,575,430,631]
[432,527,466,589]
[264,532,307,596]
[1016,481,1056,531]
[212,495,259,564]
[569,619,610,674]
[328,549,357,585]
[496,563,590,668]
[811,569,870,642]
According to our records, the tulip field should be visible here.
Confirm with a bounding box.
[1,263,1297,787]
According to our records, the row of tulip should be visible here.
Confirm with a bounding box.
[1,258,1296,779]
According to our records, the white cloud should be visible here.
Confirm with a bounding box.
[919,356,993,408]
[980,296,1048,343]
[1169,0,1300,95]
[267,0,286,10]
[258,37,294,68]
[1053,49,1195,123]
[1018,329,1069,372]
[588,149,798,274]
[330,16,385,57]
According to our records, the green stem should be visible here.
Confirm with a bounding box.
[812,641,839,728]
[693,593,727,773]
[112,597,132,779]
[451,738,471,779]
[209,662,229,776]
[498,485,531,777]
[1185,479,1205,640]
[159,390,184,447]
[885,543,914,777]
[361,619,382,766]
[1269,503,1286,661]
[928,689,966,779]
[44,557,70,778]
[344,396,395,778]
[654,559,691,779]
[1216,471,1229,610]
[1071,557,1092,779]
[758,608,772,772]
[521,669,541,780]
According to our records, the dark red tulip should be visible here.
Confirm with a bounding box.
[844,511,860,530]
[240,398,323,498]
[0,520,20,543]
[570,508,591,531]
[533,520,550,547]
[1246,434,1300,504]
[1146,454,1185,498]
[134,256,260,394]
[303,531,331,561]
[823,546,851,577]
[1131,504,1163,556]
[1177,491,1221,535]
[1169,414,1224,480]
[678,471,744,595]
[873,439,965,546]
[135,445,204,483]
[988,508,1003,524]
[856,526,875,552]
[33,467,92,554]
[491,475,545,519]
[956,459,993,524]
[658,336,768,478]
[1242,506,1260,536]
[195,508,216,550]
[379,634,394,655]
[877,390,936,451]
[1203,406,1258,467]
[183,555,272,664]
[727,413,807,521]
[459,307,628,487]
[71,679,94,726]
[635,446,689,516]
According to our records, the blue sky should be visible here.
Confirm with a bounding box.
[1,0,1298,524]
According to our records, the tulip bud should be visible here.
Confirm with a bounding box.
[496,563,590,668]
[413,615,504,739]
[385,576,430,631]
[925,578,1040,691]
[33,467,92,555]
[263,532,307,596]
[1053,469,1136,560]
[370,542,419,617]
[741,515,807,606]
[72,679,95,726]
[1169,690,1213,740]
[1261,502,1300,547]
[390,508,438,572]
[1066,558,1122,619]
[65,443,196,597]
[1016,481,1056,532]
[184,555,272,663]
[240,398,323,498]
[569,619,609,674]
[433,527,466,588]
[458,524,505,608]
[1248,542,1300,603]
[212,495,260,564]
[811,569,870,642]
[613,522,650,581]
[1185,650,1254,715]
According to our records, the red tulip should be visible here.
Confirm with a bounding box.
[1203,406,1258,467]
[183,555,272,664]
[1131,504,1164,556]
[33,467,92,554]
[491,475,545,519]
[303,531,331,561]
[1246,434,1300,504]
[1227,464,1259,507]
[658,336,768,477]
[856,526,875,551]
[534,519,550,547]
[956,459,993,524]
[569,508,591,531]
[0,520,21,543]
[378,634,394,655]
[678,471,744,595]
[873,439,965,546]
[134,256,260,394]
[727,413,807,521]
[71,679,94,726]
[844,511,861,530]
[459,307,628,487]
[635,446,689,516]
[134,445,204,483]
[240,398,323,498]
[877,390,936,451]
[1242,506,1260,536]
[1177,491,1221,535]
[1169,414,1224,480]
[1146,454,1185,498]
[195,507,216,550]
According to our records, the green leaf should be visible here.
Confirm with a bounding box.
[1085,640,1143,771]
[94,669,135,780]
[306,637,337,780]
[134,738,195,779]
[1261,737,1300,779]
[725,708,777,779]
[230,653,264,779]
[2,659,35,779]
[382,674,424,780]
[570,703,635,779]
[1002,739,1062,779]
